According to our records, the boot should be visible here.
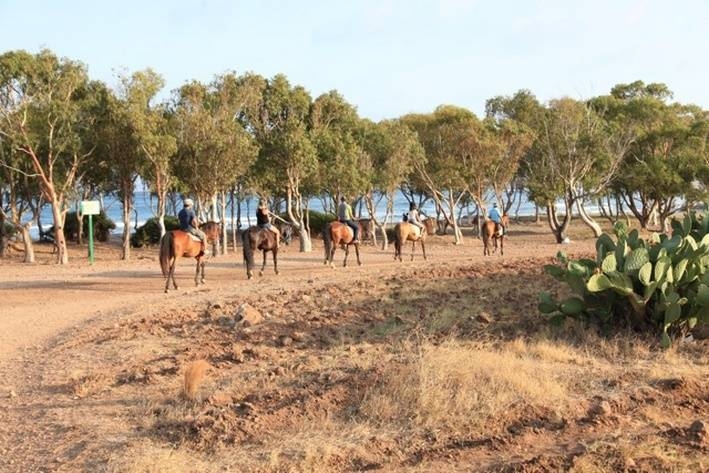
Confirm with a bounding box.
[199,241,205,257]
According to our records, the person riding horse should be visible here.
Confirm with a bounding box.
[256,199,281,248]
[178,198,206,256]
[337,196,360,244]
[487,203,506,236]
[406,202,425,235]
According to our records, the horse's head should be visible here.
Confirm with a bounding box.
[501,214,510,227]
[281,224,293,245]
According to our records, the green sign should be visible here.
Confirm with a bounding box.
[80,200,100,264]
[80,200,100,215]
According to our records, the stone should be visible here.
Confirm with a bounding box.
[689,420,707,439]
[235,303,263,327]
[8,390,17,399]
[209,392,233,407]
[589,400,612,418]
[278,336,293,347]
[692,322,709,340]
[476,312,493,324]
[291,331,306,342]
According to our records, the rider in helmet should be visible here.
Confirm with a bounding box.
[487,202,505,235]
[337,196,360,244]
[256,199,281,248]
[178,198,206,256]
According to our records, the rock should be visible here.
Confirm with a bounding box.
[8,390,17,399]
[278,336,293,347]
[624,457,636,469]
[589,400,612,418]
[291,331,306,342]
[548,410,564,425]
[210,301,223,310]
[235,303,263,327]
[476,312,493,324]
[689,420,707,440]
[301,294,312,303]
[209,392,233,407]
[692,322,709,340]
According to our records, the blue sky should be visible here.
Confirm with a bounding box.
[1,0,707,120]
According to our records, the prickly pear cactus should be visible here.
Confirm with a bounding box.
[540,208,709,347]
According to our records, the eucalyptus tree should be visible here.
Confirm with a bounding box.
[247,74,317,252]
[359,119,424,249]
[310,90,368,208]
[0,49,97,264]
[403,106,484,244]
[592,82,708,231]
[121,69,176,238]
[172,73,258,253]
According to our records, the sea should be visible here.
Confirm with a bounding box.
[24,185,599,240]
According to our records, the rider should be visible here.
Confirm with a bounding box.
[178,198,206,256]
[337,196,360,244]
[487,202,505,235]
[407,202,424,234]
[256,199,281,248]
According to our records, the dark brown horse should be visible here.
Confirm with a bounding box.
[393,218,434,261]
[242,226,279,279]
[159,222,221,293]
[481,214,509,256]
[323,221,362,267]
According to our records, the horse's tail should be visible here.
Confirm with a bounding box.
[393,223,402,257]
[159,232,173,276]
[322,223,332,262]
[242,228,255,270]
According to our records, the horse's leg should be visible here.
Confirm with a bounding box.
[194,256,201,286]
[329,241,337,268]
[273,247,279,275]
[201,258,206,283]
[343,244,349,267]
[410,240,416,261]
[260,250,267,276]
[500,236,504,256]
[355,243,362,266]
[421,240,427,260]
[166,257,178,292]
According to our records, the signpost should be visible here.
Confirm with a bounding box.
[80,200,101,264]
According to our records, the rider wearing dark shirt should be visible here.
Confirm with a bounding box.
[178,198,206,255]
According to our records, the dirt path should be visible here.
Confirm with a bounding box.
[1,228,584,366]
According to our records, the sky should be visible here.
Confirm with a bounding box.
[1,0,707,120]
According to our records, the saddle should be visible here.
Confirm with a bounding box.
[409,224,422,238]
[177,229,202,242]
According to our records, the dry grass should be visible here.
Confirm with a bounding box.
[360,339,576,435]
[183,359,212,401]
[105,441,211,473]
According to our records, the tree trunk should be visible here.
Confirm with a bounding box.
[220,191,228,255]
[157,190,167,238]
[286,187,312,253]
[231,187,238,251]
[50,198,69,264]
[19,223,35,263]
[576,199,603,237]
[546,199,571,244]
[76,207,84,245]
[0,192,6,258]
[121,191,132,260]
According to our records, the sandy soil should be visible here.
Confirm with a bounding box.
[0,223,706,472]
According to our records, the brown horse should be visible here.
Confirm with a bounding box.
[159,222,221,293]
[323,221,362,267]
[393,218,434,261]
[242,226,279,279]
[481,214,509,256]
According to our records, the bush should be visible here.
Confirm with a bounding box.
[2,221,18,238]
[539,213,709,347]
[304,210,336,237]
[131,216,180,247]
[64,211,116,242]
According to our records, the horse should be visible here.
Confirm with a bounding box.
[322,221,362,267]
[358,218,376,243]
[242,226,279,279]
[159,222,221,293]
[481,214,509,256]
[274,221,294,245]
[393,217,434,261]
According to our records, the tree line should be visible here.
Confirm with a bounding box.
[1,49,707,264]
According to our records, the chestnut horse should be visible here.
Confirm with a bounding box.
[481,214,509,256]
[242,226,279,279]
[322,221,362,267]
[393,218,434,261]
[159,221,222,293]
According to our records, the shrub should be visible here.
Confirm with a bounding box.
[131,216,180,247]
[64,211,116,242]
[539,212,709,347]
[305,210,336,236]
[2,221,18,238]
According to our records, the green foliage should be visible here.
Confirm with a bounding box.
[2,221,18,237]
[131,216,179,247]
[540,210,709,347]
[306,210,337,236]
[64,211,116,242]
